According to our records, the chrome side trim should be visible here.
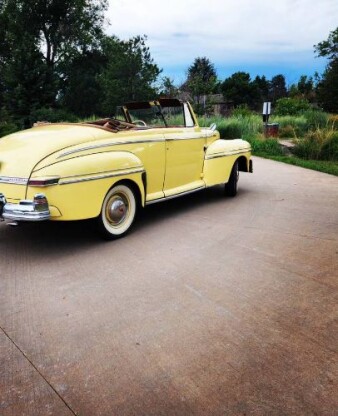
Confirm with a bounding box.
[146,186,205,205]
[58,139,165,158]
[165,135,205,141]
[205,149,251,160]
[0,176,28,185]
[59,167,144,185]
[57,134,205,159]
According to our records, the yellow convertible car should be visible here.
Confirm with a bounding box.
[0,99,252,238]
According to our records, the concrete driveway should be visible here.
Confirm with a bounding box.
[0,157,337,415]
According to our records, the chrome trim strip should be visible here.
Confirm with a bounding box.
[165,135,205,141]
[146,186,205,205]
[205,149,251,160]
[0,176,28,185]
[60,167,142,181]
[59,167,144,185]
[58,139,165,158]
[57,134,205,159]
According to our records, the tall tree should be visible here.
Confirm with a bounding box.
[0,0,107,123]
[270,74,287,102]
[316,59,338,113]
[314,27,338,61]
[251,75,270,109]
[314,27,338,112]
[288,75,314,101]
[61,50,107,117]
[252,76,270,100]
[160,76,179,98]
[99,36,161,115]
[187,57,217,83]
[221,72,258,108]
[1,0,107,68]
[186,57,217,112]
[297,75,313,95]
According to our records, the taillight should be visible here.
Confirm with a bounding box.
[28,177,60,187]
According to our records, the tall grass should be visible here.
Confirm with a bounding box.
[273,115,308,137]
[200,111,335,141]
[198,112,338,162]
[199,114,262,140]
[294,128,338,161]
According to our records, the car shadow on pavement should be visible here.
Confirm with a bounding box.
[136,185,253,229]
[0,185,252,252]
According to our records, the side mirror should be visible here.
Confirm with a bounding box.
[209,123,217,131]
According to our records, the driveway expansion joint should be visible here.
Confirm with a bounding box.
[0,325,78,416]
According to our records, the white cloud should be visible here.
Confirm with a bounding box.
[106,0,338,78]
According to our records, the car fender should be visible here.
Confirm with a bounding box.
[203,139,251,186]
[26,151,146,220]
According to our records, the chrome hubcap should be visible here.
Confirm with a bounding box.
[106,194,128,226]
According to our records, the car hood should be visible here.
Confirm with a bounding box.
[0,124,110,178]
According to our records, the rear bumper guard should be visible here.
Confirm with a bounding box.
[0,193,50,222]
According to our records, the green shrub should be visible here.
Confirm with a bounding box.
[246,137,284,156]
[275,97,311,116]
[30,108,77,124]
[0,121,19,138]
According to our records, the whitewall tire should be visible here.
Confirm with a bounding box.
[97,184,137,239]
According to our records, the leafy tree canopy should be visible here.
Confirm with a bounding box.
[61,50,107,117]
[99,35,161,115]
[314,27,338,61]
[221,72,259,108]
[252,75,270,101]
[275,97,311,116]
[314,27,338,113]
[0,0,108,125]
[159,77,179,98]
[316,59,338,113]
[1,0,108,67]
[270,74,287,102]
[187,57,217,83]
[186,57,218,110]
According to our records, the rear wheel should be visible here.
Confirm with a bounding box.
[97,184,137,239]
[224,161,239,197]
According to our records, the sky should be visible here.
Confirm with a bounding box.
[106,0,338,86]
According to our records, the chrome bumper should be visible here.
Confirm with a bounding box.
[0,193,50,222]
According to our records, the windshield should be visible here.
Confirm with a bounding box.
[118,100,196,128]
[127,105,166,127]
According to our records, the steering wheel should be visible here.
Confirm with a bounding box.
[133,120,147,127]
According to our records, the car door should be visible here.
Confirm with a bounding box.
[163,132,206,197]
[162,103,206,197]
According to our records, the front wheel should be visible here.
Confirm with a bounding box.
[97,184,137,239]
[224,161,239,197]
